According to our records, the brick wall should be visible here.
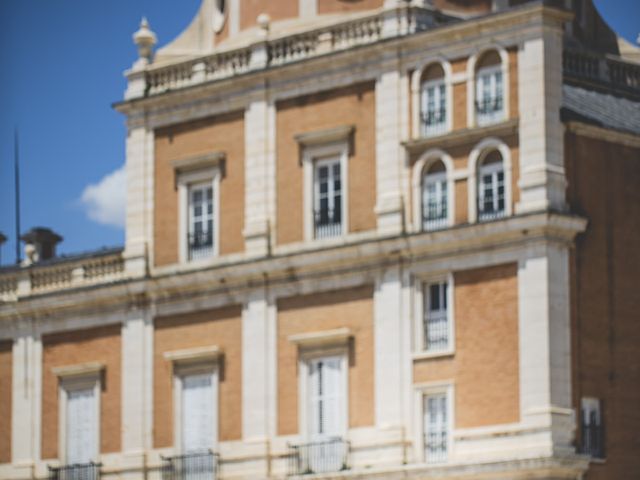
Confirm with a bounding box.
[154,111,245,266]
[277,286,375,435]
[153,306,243,447]
[41,325,121,459]
[276,82,377,245]
[414,263,520,428]
[566,132,640,479]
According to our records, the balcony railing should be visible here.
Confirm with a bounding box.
[162,451,219,480]
[0,249,125,302]
[478,208,506,222]
[287,438,350,476]
[579,422,605,459]
[475,97,504,126]
[188,231,214,261]
[420,110,447,137]
[314,210,342,239]
[48,462,101,480]
[563,49,640,93]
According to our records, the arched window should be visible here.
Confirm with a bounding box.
[422,160,448,231]
[477,150,505,221]
[475,50,504,126]
[420,64,447,137]
[213,0,227,33]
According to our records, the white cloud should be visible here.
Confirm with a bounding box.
[80,165,126,229]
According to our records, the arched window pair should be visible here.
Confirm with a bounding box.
[473,50,505,126]
[415,142,510,232]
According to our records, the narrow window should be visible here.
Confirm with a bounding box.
[188,183,214,260]
[314,158,342,239]
[475,51,504,126]
[424,281,450,351]
[423,392,448,463]
[422,161,448,231]
[66,387,98,465]
[420,64,447,137]
[477,151,505,221]
[580,397,605,459]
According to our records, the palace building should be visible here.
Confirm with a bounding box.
[1,1,639,479]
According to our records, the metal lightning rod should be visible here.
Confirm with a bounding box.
[14,128,21,264]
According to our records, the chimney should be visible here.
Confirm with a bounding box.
[20,227,63,265]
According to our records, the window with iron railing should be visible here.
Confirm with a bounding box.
[420,80,447,137]
[424,282,450,352]
[313,158,343,239]
[162,451,218,480]
[475,66,504,126]
[48,462,101,480]
[422,168,448,231]
[477,153,506,221]
[424,392,449,464]
[188,184,214,260]
[580,397,605,459]
[287,438,349,476]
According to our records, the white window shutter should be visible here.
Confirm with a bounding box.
[67,388,97,464]
[322,357,343,437]
[309,361,321,437]
[182,373,214,452]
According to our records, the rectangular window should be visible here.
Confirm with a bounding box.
[314,158,342,239]
[181,372,214,453]
[478,164,505,221]
[421,81,447,137]
[424,282,450,351]
[476,67,504,126]
[308,356,344,438]
[188,183,214,261]
[66,387,98,465]
[580,397,605,459]
[423,392,448,463]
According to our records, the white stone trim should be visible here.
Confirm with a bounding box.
[163,345,222,364]
[172,361,219,453]
[299,0,318,18]
[410,58,453,139]
[177,166,222,263]
[413,381,454,465]
[171,151,225,173]
[58,369,101,463]
[467,137,513,224]
[297,347,349,440]
[228,0,240,36]
[411,149,455,233]
[288,328,352,349]
[466,45,510,128]
[302,139,350,242]
[295,125,354,148]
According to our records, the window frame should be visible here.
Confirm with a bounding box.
[475,64,505,126]
[410,60,453,139]
[580,396,605,460]
[477,159,506,221]
[411,149,455,233]
[413,382,454,465]
[420,77,448,137]
[466,47,510,128]
[54,363,103,464]
[177,167,221,264]
[414,274,455,358]
[302,140,350,242]
[165,347,222,454]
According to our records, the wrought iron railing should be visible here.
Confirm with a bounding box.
[478,208,506,222]
[162,451,219,480]
[314,209,342,239]
[580,422,605,459]
[424,310,449,351]
[287,438,350,476]
[48,462,101,480]
[188,231,214,260]
[420,110,447,137]
[475,97,504,125]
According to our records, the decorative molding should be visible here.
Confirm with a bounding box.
[171,151,226,174]
[288,327,352,349]
[294,125,355,149]
[566,121,640,149]
[163,345,222,363]
[52,362,105,378]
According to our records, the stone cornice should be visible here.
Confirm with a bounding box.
[566,121,640,149]
[0,212,587,323]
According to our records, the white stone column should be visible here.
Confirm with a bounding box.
[120,309,153,475]
[373,264,412,463]
[518,242,575,456]
[244,89,276,256]
[298,0,317,18]
[516,23,567,214]
[375,66,409,234]
[241,289,277,472]
[12,330,42,469]
[124,124,154,275]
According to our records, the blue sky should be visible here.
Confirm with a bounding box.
[0,0,637,265]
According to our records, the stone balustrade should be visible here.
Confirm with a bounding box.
[563,49,640,92]
[0,249,126,302]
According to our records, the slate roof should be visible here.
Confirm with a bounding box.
[562,84,640,135]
